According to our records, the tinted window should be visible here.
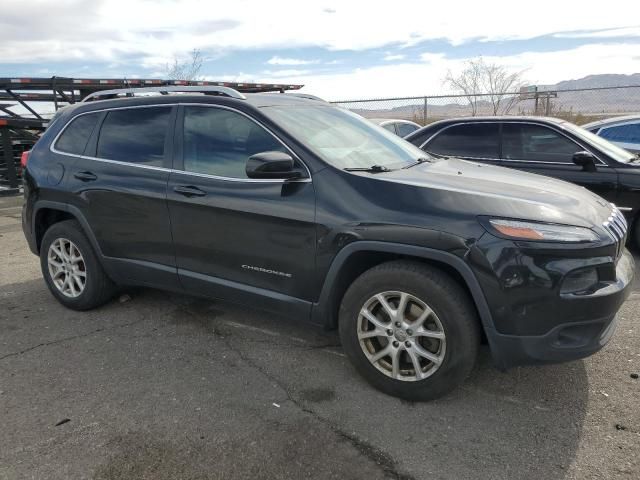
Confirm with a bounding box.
[396,123,419,137]
[55,113,100,155]
[599,123,640,143]
[426,123,500,158]
[97,107,170,166]
[502,124,580,163]
[183,107,286,178]
[382,123,397,134]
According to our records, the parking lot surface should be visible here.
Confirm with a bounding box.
[1,196,639,480]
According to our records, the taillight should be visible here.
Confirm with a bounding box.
[20,150,30,169]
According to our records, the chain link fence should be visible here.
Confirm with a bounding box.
[332,85,640,126]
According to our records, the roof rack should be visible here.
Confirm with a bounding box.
[82,85,247,102]
[283,93,327,102]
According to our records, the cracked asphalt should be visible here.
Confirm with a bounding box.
[1,196,639,480]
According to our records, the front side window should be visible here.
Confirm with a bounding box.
[599,123,640,143]
[55,112,101,155]
[97,107,171,166]
[261,106,427,170]
[426,123,500,159]
[502,124,580,163]
[182,106,286,178]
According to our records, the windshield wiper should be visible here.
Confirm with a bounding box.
[344,165,391,173]
[403,157,432,169]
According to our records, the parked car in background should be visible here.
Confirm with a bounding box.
[406,116,640,248]
[583,115,640,154]
[22,92,634,401]
[369,118,421,137]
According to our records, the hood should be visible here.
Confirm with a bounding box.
[375,158,612,228]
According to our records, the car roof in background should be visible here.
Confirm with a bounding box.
[369,118,420,125]
[404,116,575,141]
[582,115,640,129]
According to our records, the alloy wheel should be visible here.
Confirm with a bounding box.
[357,291,446,381]
[47,238,87,298]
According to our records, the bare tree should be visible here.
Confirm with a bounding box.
[165,49,204,81]
[444,58,526,115]
[444,59,482,116]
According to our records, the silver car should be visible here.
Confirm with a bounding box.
[369,118,421,138]
[583,115,640,154]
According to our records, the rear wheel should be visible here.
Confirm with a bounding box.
[40,220,115,310]
[339,260,481,401]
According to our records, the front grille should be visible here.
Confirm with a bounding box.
[602,205,628,259]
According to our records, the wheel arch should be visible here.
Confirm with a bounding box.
[32,201,103,258]
[312,241,496,338]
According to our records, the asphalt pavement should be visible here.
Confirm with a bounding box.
[1,196,638,479]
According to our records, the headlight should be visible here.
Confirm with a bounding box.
[486,219,599,242]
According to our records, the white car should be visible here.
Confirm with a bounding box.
[583,115,640,154]
[369,118,421,138]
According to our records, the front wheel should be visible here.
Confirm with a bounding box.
[339,260,481,401]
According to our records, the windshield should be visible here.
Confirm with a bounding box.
[261,105,428,169]
[561,121,636,164]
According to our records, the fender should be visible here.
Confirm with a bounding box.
[311,241,497,338]
[32,200,105,258]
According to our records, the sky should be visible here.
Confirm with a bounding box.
[1,0,640,100]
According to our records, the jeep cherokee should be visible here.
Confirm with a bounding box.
[21,87,635,400]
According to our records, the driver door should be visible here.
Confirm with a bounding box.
[166,105,317,317]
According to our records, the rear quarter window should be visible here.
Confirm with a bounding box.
[54,113,101,155]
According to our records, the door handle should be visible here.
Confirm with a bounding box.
[74,171,97,182]
[173,185,207,197]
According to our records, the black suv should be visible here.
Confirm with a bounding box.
[22,88,635,400]
[405,117,640,248]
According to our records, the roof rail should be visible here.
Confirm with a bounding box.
[81,85,247,102]
[283,92,327,102]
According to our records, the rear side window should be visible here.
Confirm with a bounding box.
[97,107,171,166]
[599,123,640,143]
[396,123,419,137]
[502,124,580,163]
[426,123,500,158]
[182,106,286,179]
[55,113,100,155]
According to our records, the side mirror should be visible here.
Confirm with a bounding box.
[246,151,302,179]
[572,151,597,172]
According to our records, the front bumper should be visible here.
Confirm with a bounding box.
[471,236,635,369]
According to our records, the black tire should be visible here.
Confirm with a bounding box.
[338,260,481,401]
[40,220,116,310]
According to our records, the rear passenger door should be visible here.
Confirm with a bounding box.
[500,122,619,203]
[167,105,316,317]
[423,123,501,164]
[64,105,180,289]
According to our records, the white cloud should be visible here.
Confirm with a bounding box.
[260,43,640,101]
[262,68,313,76]
[554,26,640,39]
[267,56,319,65]
[1,0,639,64]
[383,54,405,61]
